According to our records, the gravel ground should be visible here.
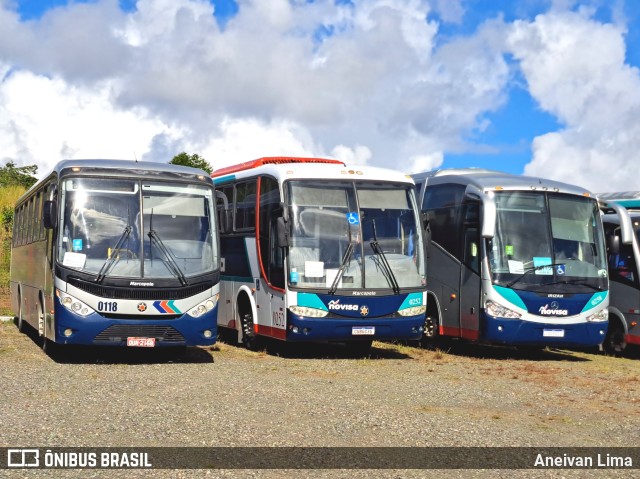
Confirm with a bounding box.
[1,321,639,478]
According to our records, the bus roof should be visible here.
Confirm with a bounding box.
[212,157,415,185]
[412,168,592,197]
[16,159,213,206]
[597,192,640,209]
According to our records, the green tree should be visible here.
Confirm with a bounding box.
[169,152,213,174]
[0,161,38,189]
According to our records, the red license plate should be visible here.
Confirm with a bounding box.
[127,337,156,347]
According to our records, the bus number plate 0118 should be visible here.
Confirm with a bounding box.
[127,337,156,347]
[352,326,375,336]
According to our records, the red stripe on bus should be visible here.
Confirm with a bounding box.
[255,324,287,340]
[439,325,460,338]
[460,328,480,340]
[626,334,640,345]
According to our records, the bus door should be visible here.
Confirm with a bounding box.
[459,201,481,340]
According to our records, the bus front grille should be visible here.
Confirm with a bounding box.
[94,325,185,344]
[68,277,210,300]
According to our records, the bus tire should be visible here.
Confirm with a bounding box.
[240,311,262,352]
[603,317,626,356]
[16,289,26,333]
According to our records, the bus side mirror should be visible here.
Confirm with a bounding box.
[43,200,57,229]
[607,234,620,255]
[276,216,289,248]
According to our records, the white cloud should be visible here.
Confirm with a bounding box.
[0,0,514,178]
[0,68,175,174]
[508,10,640,191]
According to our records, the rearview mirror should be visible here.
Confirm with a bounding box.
[43,200,57,229]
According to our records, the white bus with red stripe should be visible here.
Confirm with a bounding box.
[213,157,427,354]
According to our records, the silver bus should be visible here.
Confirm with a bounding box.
[599,192,640,354]
[412,168,609,348]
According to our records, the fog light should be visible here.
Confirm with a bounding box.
[292,326,299,334]
[64,328,73,337]
[203,330,212,338]
[303,328,309,335]
[600,330,605,336]
[498,325,504,332]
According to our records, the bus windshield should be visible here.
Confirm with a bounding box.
[58,177,217,280]
[286,180,426,291]
[488,191,607,291]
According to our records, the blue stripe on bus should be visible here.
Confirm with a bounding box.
[213,175,236,185]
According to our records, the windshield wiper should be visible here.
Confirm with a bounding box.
[369,220,400,295]
[543,278,603,291]
[148,229,188,287]
[505,263,566,288]
[95,225,132,284]
[328,241,355,295]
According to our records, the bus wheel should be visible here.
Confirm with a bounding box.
[603,319,626,356]
[240,311,262,352]
[16,291,26,333]
[423,316,436,338]
[345,340,372,358]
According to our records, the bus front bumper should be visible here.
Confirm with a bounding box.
[483,314,607,347]
[285,312,424,342]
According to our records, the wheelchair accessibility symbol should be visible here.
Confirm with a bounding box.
[347,212,360,225]
[556,265,566,275]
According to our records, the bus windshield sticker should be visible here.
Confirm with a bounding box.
[505,245,514,256]
[346,212,360,225]
[305,261,324,278]
[556,264,566,275]
[533,257,553,275]
[508,260,524,274]
[72,239,83,251]
[62,252,86,269]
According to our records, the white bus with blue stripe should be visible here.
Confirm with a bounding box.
[213,157,427,354]
[412,169,609,348]
[10,160,220,351]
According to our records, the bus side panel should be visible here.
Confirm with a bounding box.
[10,240,48,330]
[609,280,640,346]
[428,243,461,337]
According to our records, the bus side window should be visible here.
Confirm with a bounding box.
[235,181,256,231]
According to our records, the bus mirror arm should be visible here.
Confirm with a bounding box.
[43,200,57,229]
[276,216,289,248]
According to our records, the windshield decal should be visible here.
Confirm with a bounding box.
[346,212,360,225]
[72,239,83,251]
[533,257,553,275]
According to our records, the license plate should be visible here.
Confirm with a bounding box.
[127,337,156,347]
[352,326,375,336]
[543,329,565,338]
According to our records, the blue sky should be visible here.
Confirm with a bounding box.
[2,0,640,190]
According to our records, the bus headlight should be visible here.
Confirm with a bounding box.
[56,290,95,317]
[485,300,522,319]
[289,306,328,318]
[586,309,608,322]
[398,305,427,316]
[188,294,219,318]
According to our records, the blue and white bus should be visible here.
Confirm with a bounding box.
[10,160,220,351]
[213,157,427,354]
[412,169,609,348]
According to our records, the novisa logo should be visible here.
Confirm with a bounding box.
[538,301,569,316]
[327,299,359,311]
